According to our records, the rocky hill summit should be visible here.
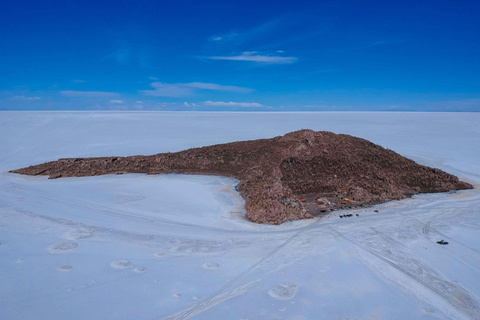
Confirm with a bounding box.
[11,130,473,224]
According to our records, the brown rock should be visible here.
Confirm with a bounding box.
[10,130,473,224]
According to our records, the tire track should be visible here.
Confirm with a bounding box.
[332,229,480,320]
[1,181,254,233]
[172,228,307,320]
[369,223,480,277]
[400,210,480,255]
[427,226,480,255]
[423,213,440,236]
[2,180,315,236]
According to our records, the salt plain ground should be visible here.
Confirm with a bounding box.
[1,111,480,320]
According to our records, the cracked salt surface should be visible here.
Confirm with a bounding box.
[1,112,480,320]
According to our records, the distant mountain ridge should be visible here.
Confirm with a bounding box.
[11,130,473,224]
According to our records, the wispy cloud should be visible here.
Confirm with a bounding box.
[9,95,41,100]
[184,102,198,107]
[140,83,194,97]
[206,51,298,64]
[203,101,263,108]
[208,32,239,43]
[109,99,123,104]
[61,91,120,98]
[205,17,314,56]
[185,82,252,93]
[208,18,287,46]
[140,81,253,97]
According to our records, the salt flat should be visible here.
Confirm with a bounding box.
[1,111,479,320]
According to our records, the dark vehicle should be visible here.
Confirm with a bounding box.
[356,214,359,217]
[340,215,344,218]
[436,240,449,245]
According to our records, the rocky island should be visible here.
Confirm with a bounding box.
[11,130,473,224]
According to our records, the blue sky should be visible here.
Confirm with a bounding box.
[1,0,479,111]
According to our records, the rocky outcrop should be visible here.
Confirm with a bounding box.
[11,130,473,224]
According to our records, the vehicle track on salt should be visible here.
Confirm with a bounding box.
[427,224,480,255]
[5,174,480,319]
[166,226,315,320]
[330,228,480,320]
[397,208,480,255]
[423,213,442,236]
[368,222,480,280]
[2,179,317,236]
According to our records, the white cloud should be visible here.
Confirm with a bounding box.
[110,99,123,104]
[140,81,253,97]
[204,101,264,108]
[149,76,158,81]
[207,19,286,46]
[208,32,238,42]
[206,51,298,64]
[185,82,252,93]
[10,96,41,100]
[140,82,193,97]
[61,91,120,98]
